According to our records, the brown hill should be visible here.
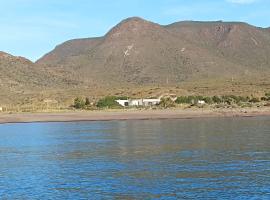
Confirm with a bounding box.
[0,51,80,104]
[37,17,270,87]
[1,17,270,105]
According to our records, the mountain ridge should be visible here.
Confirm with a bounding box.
[37,17,270,85]
[1,17,270,104]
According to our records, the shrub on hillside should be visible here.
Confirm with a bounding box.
[175,96,191,104]
[212,96,222,104]
[203,97,213,104]
[262,93,270,101]
[159,97,175,108]
[74,97,86,109]
[249,97,260,103]
[175,96,204,104]
[85,97,90,106]
[96,96,124,109]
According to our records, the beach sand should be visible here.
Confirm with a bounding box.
[0,107,270,124]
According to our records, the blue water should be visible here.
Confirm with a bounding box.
[0,117,270,199]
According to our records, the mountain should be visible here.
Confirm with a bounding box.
[1,17,270,105]
[37,17,270,87]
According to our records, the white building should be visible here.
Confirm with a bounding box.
[141,99,160,106]
[116,100,129,107]
[116,99,161,107]
[198,100,206,105]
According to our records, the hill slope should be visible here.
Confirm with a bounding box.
[0,51,80,104]
[1,17,270,105]
[37,17,270,87]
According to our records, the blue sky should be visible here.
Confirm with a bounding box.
[0,0,269,61]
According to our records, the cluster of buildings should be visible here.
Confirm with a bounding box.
[115,94,206,108]
[115,94,180,107]
[116,98,161,107]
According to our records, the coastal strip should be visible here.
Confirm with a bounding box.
[0,108,270,124]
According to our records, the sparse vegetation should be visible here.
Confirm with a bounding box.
[159,98,175,108]
[175,95,261,107]
[175,96,203,104]
[85,98,90,106]
[74,97,86,109]
[73,97,94,109]
[96,96,127,109]
[262,92,270,101]
[69,93,270,111]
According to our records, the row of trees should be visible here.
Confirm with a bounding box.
[73,93,270,109]
[175,95,258,105]
[73,96,128,109]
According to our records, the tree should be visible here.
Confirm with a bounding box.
[212,96,222,104]
[159,97,175,108]
[96,96,122,109]
[85,97,90,106]
[74,97,86,109]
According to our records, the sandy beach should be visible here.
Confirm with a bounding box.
[0,107,270,124]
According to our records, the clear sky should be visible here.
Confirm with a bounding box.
[1,0,269,61]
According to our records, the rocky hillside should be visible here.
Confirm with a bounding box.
[1,17,270,104]
[37,17,270,86]
[0,51,80,104]
[166,21,270,70]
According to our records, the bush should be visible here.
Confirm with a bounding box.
[262,93,270,101]
[97,96,123,109]
[74,97,86,109]
[175,96,191,104]
[203,97,213,104]
[175,96,204,104]
[212,96,222,104]
[85,98,90,106]
[219,95,249,105]
[261,97,268,101]
[159,98,175,108]
[249,97,260,103]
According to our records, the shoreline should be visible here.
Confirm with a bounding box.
[1,108,270,124]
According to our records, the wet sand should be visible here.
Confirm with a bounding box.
[0,107,270,124]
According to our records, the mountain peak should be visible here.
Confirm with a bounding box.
[122,17,148,23]
[105,17,162,39]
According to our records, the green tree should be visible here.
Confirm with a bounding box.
[159,98,175,108]
[203,97,213,104]
[74,97,86,109]
[97,96,122,109]
[212,96,222,104]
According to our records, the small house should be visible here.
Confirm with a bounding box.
[142,99,160,106]
[116,100,129,107]
[198,100,206,105]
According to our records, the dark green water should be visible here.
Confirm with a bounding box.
[0,117,269,199]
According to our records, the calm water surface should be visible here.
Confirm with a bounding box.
[0,117,270,199]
